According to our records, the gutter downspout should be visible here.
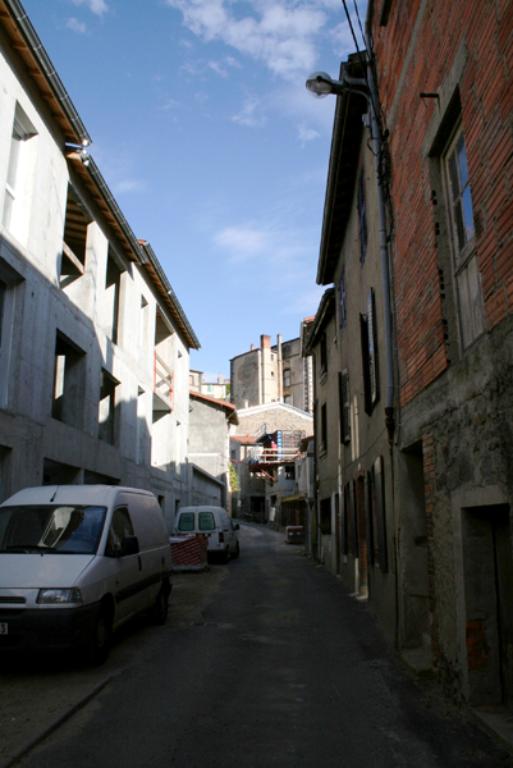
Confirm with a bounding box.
[364,12,401,651]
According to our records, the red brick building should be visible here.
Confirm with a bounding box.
[367,0,513,707]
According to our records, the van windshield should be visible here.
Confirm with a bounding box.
[0,505,107,555]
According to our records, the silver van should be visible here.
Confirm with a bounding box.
[0,485,172,663]
[174,505,240,562]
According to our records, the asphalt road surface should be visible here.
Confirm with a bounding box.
[13,524,513,767]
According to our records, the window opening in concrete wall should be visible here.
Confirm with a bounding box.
[98,369,119,444]
[462,504,513,708]
[442,125,483,348]
[51,331,86,428]
[0,445,12,503]
[0,259,23,408]
[139,295,149,351]
[83,469,119,485]
[60,186,92,288]
[136,386,147,464]
[42,457,81,485]
[3,104,37,243]
[283,368,291,388]
[105,250,124,344]
[153,310,174,422]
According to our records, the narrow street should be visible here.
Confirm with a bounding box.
[3,524,512,768]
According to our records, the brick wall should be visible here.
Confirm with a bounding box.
[371,0,513,405]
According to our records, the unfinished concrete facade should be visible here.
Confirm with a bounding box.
[0,1,199,532]
[230,328,314,414]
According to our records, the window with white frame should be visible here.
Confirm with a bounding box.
[3,104,37,243]
[443,126,484,348]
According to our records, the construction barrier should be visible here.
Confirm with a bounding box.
[169,534,208,572]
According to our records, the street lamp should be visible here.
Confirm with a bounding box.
[305,71,346,98]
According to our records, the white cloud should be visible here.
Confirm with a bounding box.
[66,17,87,34]
[208,56,241,78]
[71,0,109,17]
[165,0,327,80]
[214,225,269,259]
[208,60,228,78]
[298,124,320,144]
[160,96,180,112]
[231,97,266,127]
[113,178,145,194]
[213,219,314,266]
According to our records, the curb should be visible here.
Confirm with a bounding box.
[1,674,115,768]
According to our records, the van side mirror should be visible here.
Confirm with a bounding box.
[121,535,139,556]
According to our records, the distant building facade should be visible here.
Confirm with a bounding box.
[189,370,230,401]
[230,326,313,414]
[231,402,313,524]
[187,390,238,509]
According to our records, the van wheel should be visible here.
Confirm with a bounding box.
[88,607,112,666]
[151,584,169,625]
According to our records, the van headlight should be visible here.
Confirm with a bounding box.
[37,588,82,605]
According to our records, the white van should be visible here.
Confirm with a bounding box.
[0,485,172,663]
[174,505,240,562]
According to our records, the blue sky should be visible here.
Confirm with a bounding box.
[23,0,366,378]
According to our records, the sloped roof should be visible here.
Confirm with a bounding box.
[317,54,367,285]
[189,390,239,425]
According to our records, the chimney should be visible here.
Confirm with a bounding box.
[261,334,271,349]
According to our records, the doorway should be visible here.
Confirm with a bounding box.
[462,504,513,707]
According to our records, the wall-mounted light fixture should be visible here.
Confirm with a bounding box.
[64,139,90,167]
[305,71,346,97]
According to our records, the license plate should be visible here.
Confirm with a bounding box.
[0,623,8,636]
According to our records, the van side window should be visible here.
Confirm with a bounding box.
[177,512,195,532]
[106,506,134,555]
[198,511,215,531]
